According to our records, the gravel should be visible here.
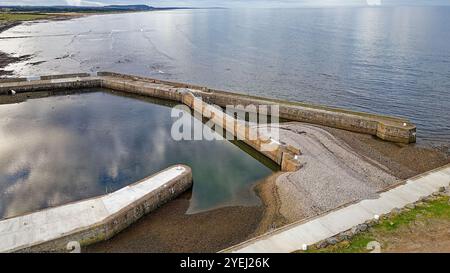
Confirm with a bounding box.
[260,122,400,222]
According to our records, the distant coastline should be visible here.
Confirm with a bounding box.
[0,5,194,76]
[0,5,187,13]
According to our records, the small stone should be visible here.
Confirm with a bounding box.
[364,219,375,227]
[405,203,415,209]
[439,186,446,192]
[415,201,425,207]
[338,231,353,241]
[317,241,328,249]
[391,208,401,215]
[351,224,368,234]
[326,237,339,245]
[359,224,368,232]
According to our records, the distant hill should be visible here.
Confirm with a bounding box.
[0,5,178,13]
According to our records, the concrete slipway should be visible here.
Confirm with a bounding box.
[0,165,192,252]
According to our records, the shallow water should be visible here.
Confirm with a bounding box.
[0,7,449,146]
[0,90,273,219]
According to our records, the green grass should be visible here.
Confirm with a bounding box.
[301,195,450,253]
[0,13,55,22]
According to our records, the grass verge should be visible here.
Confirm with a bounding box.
[0,13,56,22]
[300,195,450,253]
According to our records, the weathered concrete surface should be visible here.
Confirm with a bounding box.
[101,76,183,102]
[0,165,192,253]
[0,72,416,143]
[222,163,450,253]
[0,75,100,94]
[201,92,415,144]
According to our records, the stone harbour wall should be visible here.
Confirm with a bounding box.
[0,71,416,144]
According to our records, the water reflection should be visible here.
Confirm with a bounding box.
[0,89,273,219]
[1,8,448,145]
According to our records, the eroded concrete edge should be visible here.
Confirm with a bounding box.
[0,165,192,253]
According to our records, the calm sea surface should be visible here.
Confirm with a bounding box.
[0,7,449,146]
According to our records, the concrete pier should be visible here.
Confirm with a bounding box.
[0,165,192,253]
[181,91,302,172]
[0,72,416,144]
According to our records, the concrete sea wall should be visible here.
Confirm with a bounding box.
[0,165,192,253]
[97,72,417,144]
[0,72,416,145]
[181,91,301,172]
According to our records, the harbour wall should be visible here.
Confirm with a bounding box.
[0,165,192,253]
[0,72,416,144]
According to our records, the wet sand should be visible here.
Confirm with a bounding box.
[322,126,450,179]
[85,192,265,253]
[0,15,85,76]
[0,22,24,76]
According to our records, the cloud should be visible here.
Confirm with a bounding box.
[65,0,106,6]
[66,0,82,5]
[2,0,450,8]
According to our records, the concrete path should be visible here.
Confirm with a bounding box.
[223,163,450,253]
[0,165,191,253]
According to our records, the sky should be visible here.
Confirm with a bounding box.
[1,0,450,8]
